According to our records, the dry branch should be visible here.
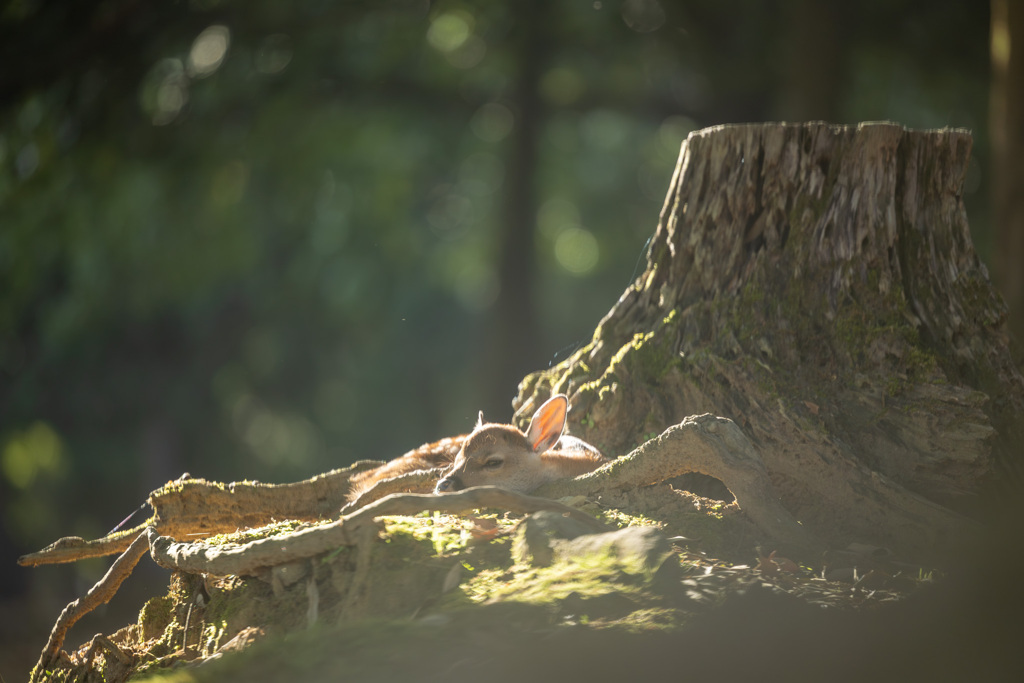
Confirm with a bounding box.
[30,530,151,682]
[19,461,382,567]
[17,527,149,567]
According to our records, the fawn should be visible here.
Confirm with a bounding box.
[346,395,606,500]
[435,394,606,494]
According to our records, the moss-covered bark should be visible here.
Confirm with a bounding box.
[514,122,1023,558]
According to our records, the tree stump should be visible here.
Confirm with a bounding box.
[515,122,1024,559]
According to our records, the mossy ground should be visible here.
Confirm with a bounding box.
[33,486,942,683]
[33,496,775,683]
[128,518,697,683]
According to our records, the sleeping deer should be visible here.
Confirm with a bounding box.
[436,394,606,494]
[346,395,606,501]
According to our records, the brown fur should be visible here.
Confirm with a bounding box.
[436,407,607,494]
[347,436,464,501]
[537,448,608,477]
[348,395,606,500]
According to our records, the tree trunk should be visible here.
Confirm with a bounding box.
[991,0,1024,344]
[774,0,845,121]
[479,0,548,418]
[514,122,1024,558]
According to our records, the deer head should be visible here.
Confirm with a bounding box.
[434,395,570,494]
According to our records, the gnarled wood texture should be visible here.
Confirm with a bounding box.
[515,122,1023,558]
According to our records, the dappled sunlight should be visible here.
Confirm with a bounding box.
[446,34,487,69]
[428,243,500,312]
[427,11,472,53]
[139,58,188,125]
[140,24,229,125]
[991,6,1010,71]
[554,226,600,276]
[538,198,599,276]
[621,0,665,33]
[1,421,66,490]
[536,196,598,276]
[188,24,231,77]
[255,33,293,75]
[423,9,487,68]
[231,394,321,467]
[537,197,582,240]
[470,102,514,142]
[427,9,486,68]
[457,152,504,196]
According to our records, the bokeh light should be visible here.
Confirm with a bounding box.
[188,24,231,77]
[1,422,66,489]
[554,226,600,275]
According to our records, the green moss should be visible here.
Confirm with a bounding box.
[378,513,517,558]
[462,547,655,609]
[138,595,175,643]
[598,509,663,529]
[613,607,685,632]
[731,280,768,343]
[202,519,315,547]
[201,621,227,657]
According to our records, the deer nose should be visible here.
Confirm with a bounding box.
[434,476,462,494]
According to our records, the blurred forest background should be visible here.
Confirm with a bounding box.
[1,0,1019,678]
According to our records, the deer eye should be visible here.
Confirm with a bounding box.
[482,457,503,470]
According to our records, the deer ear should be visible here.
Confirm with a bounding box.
[476,411,486,429]
[526,395,567,453]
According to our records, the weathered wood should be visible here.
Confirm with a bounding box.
[535,414,815,552]
[148,487,610,576]
[339,468,445,515]
[29,531,151,682]
[19,462,382,566]
[515,122,1023,558]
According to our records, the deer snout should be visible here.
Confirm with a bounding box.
[434,475,463,494]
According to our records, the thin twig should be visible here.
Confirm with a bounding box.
[18,526,151,567]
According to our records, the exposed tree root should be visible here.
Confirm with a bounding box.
[30,530,151,682]
[149,486,610,577]
[339,467,446,515]
[24,416,829,682]
[18,462,382,567]
[536,415,816,551]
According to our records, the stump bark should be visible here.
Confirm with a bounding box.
[515,122,1024,558]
